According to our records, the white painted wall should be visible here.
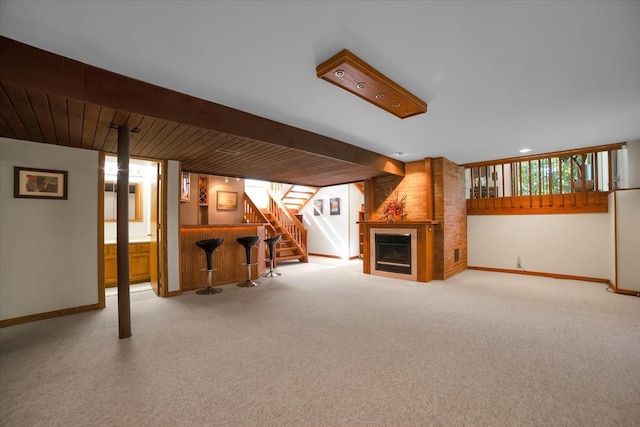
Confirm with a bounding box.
[302,184,363,259]
[626,139,640,188]
[468,213,611,279]
[349,185,364,258]
[179,172,199,225]
[0,138,99,320]
[607,193,617,286]
[167,161,181,293]
[614,189,640,293]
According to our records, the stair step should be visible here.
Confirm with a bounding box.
[276,254,305,261]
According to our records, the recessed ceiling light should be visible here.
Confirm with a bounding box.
[393,151,406,157]
[391,102,400,108]
[375,93,384,99]
[356,82,366,89]
[334,69,345,77]
[519,148,531,153]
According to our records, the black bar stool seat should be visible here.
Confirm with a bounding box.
[236,236,260,287]
[263,235,282,278]
[195,238,224,295]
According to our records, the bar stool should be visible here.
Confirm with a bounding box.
[195,238,224,295]
[263,235,282,278]
[236,236,260,287]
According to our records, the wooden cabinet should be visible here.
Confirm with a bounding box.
[104,242,151,287]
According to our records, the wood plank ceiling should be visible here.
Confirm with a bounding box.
[0,37,404,187]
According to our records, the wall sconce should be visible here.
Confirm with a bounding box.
[180,172,190,202]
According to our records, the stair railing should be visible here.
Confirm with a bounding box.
[266,188,307,260]
[243,193,276,236]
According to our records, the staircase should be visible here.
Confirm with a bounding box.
[261,210,307,263]
[281,185,319,214]
[245,189,308,264]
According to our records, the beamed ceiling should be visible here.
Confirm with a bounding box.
[0,37,404,187]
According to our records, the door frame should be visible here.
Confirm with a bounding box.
[98,154,168,301]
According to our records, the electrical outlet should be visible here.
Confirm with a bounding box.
[516,256,522,269]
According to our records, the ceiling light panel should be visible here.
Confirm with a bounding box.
[316,49,427,119]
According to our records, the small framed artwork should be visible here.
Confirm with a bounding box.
[314,199,323,216]
[217,191,238,210]
[14,166,68,200]
[330,197,340,215]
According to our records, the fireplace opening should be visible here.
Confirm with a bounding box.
[375,233,411,274]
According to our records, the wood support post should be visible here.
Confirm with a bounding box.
[117,125,132,339]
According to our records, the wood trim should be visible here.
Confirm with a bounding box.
[613,287,640,297]
[159,159,169,297]
[467,266,610,284]
[470,266,636,297]
[0,304,100,328]
[467,192,608,215]
[98,152,106,308]
[307,253,358,260]
[613,191,618,293]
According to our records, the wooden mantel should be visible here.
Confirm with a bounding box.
[359,221,438,283]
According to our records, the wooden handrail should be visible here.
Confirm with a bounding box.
[242,193,276,235]
[461,142,625,168]
[465,144,625,215]
[266,188,307,256]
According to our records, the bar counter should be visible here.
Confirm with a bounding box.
[180,224,267,291]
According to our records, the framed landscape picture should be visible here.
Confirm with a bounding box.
[14,167,68,200]
[217,191,238,210]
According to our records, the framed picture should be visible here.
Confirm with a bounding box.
[314,199,323,216]
[217,190,237,210]
[14,166,68,200]
[330,197,340,215]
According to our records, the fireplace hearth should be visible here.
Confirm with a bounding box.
[375,233,411,274]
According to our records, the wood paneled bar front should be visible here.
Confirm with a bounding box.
[180,224,267,291]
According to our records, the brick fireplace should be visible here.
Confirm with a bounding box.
[362,157,467,281]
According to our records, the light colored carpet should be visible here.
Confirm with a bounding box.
[1,257,639,426]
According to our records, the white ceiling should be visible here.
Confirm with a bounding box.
[2,0,639,165]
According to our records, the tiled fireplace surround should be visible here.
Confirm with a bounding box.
[362,157,467,281]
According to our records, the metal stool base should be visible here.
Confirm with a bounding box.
[263,271,281,278]
[196,286,223,295]
[237,280,259,287]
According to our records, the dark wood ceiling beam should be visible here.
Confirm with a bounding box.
[0,36,404,178]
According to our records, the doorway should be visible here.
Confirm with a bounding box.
[102,156,164,301]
